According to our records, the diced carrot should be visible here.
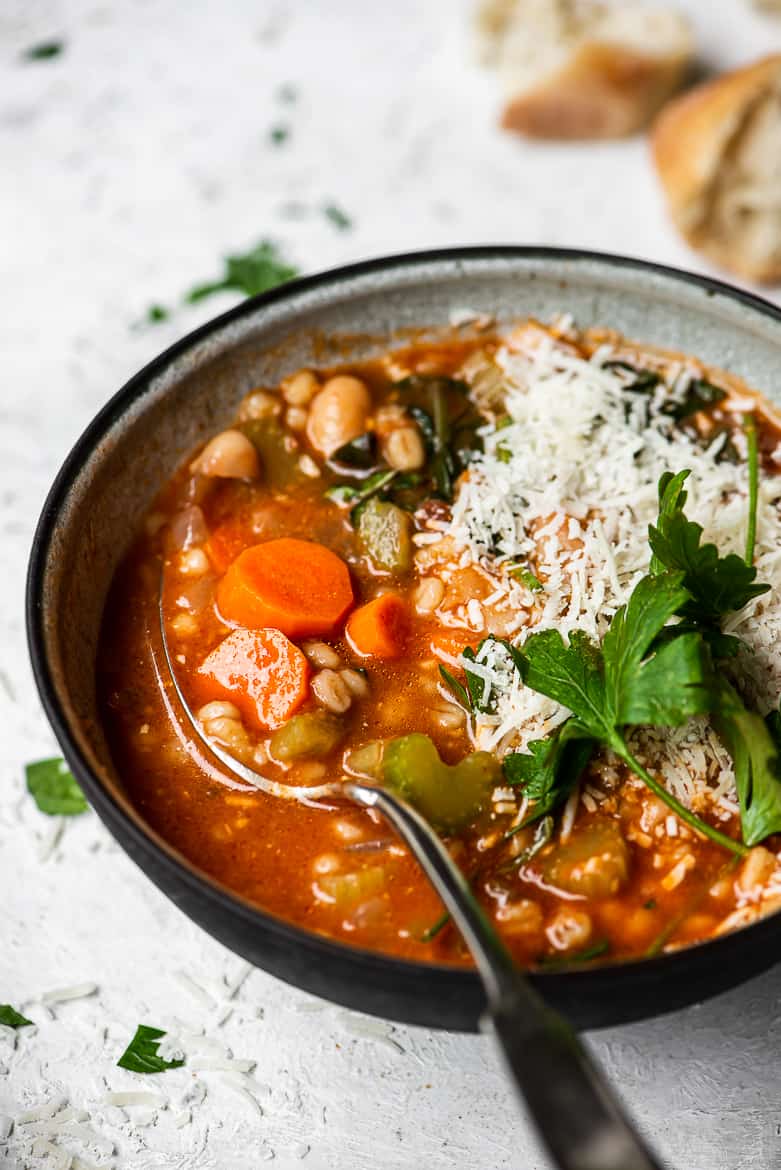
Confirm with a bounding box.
[205,520,255,573]
[216,537,354,639]
[428,629,475,660]
[196,628,310,731]
[345,593,409,659]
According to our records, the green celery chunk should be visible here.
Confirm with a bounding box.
[270,711,344,760]
[383,733,499,832]
[356,497,412,573]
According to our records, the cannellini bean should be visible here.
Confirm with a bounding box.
[197,701,241,722]
[306,376,371,456]
[168,504,208,551]
[237,388,281,421]
[311,669,352,714]
[383,425,426,471]
[191,429,260,479]
[170,613,199,637]
[178,548,210,576]
[340,668,369,698]
[282,370,320,406]
[302,641,343,669]
[545,908,592,953]
[286,406,308,431]
[413,576,445,614]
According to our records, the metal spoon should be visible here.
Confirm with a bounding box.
[158,592,664,1170]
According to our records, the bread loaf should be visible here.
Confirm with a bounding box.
[477,0,693,139]
[653,54,781,283]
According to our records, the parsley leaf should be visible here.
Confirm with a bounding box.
[26,758,88,816]
[0,1005,33,1028]
[185,240,298,303]
[323,203,352,231]
[23,40,64,61]
[117,1026,184,1074]
[713,681,781,847]
[503,724,594,827]
[145,303,169,324]
[518,572,744,854]
[649,470,769,623]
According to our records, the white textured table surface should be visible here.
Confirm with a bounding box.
[3,2,781,1168]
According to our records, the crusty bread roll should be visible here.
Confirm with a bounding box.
[653,55,781,284]
[477,0,693,139]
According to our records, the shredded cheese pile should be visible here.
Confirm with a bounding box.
[436,327,781,812]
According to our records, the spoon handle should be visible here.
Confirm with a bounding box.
[346,782,664,1170]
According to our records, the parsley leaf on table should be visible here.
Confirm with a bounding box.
[185,240,298,303]
[323,203,352,231]
[22,40,64,61]
[0,1005,33,1028]
[26,758,88,816]
[117,1026,185,1074]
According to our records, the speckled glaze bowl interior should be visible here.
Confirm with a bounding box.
[27,248,781,1031]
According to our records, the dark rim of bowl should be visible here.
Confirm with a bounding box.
[25,245,781,1000]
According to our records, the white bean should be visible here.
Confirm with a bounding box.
[306,376,371,456]
[191,429,260,479]
[282,370,320,406]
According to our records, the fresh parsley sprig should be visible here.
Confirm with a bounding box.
[511,572,745,853]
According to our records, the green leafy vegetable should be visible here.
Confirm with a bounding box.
[0,1005,33,1028]
[185,240,298,303]
[603,361,661,395]
[26,758,88,816]
[419,909,451,943]
[713,680,781,847]
[499,815,554,871]
[117,1026,184,1074]
[648,470,769,622]
[330,432,378,469]
[744,413,759,566]
[23,40,64,61]
[517,572,745,854]
[439,637,524,715]
[438,665,471,712]
[323,203,352,231]
[503,725,594,828]
[395,375,480,501]
[508,563,543,592]
[325,468,398,516]
[538,940,610,968]
[661,377,726,422]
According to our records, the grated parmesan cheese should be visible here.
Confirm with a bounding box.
[434,329,781,814]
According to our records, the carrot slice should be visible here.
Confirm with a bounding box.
[196,628,310,731]
[345,593,409,659]
[205,520,254,574]
[216,538,354,638]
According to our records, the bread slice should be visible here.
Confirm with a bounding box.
[653,55,781,283]
[477,0,693,139]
